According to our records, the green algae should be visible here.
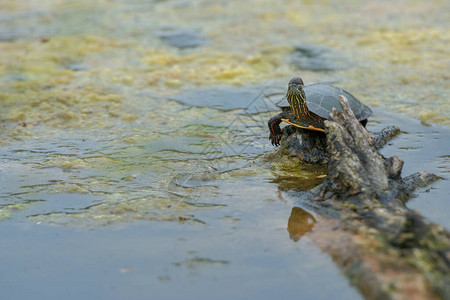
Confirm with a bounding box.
[0,203,26,221]
[27,190,217,227]
[266,154,327,191]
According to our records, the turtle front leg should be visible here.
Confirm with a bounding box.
[268,112,285,146]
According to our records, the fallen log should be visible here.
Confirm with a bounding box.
[301,96,449,300]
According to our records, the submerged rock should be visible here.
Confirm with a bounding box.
[158,29,210,49]
[279,126,328,164]
[290,44,348,71]
[276,124,400,164]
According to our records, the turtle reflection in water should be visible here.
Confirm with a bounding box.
[268,76,372,146]
[287,207,317,242]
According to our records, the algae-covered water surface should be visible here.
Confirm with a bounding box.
[1,1,449,299]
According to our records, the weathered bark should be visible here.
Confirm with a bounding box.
[304,96,449,300]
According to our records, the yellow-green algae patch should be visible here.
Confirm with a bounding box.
[140,46,289,87]
[1,87,126,130]
[28,192,213,227]
[0,38,290,146]
[0,204,27,221]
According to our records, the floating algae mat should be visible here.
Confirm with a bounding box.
[1,1,449,299]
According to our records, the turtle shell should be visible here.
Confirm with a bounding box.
[276,83,372,121]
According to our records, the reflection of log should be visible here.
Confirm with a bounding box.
[306,96,449,300]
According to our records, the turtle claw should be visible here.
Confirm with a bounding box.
[270,134,282,146]
[268,113,284,147]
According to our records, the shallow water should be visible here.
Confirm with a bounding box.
[1,0,449,299]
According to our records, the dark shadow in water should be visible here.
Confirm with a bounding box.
[290,44,349,71]
[158,28,210,49]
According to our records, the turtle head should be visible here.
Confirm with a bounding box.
[286,76,307,118]
[288,77,304,93]
[289,76,304,86]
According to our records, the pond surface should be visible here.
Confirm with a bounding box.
[1,1,449,299]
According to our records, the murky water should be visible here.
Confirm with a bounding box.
[1,1,449,299]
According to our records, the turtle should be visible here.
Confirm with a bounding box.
[268,76,372,146]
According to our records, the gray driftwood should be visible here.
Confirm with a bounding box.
[304,96,449,300]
